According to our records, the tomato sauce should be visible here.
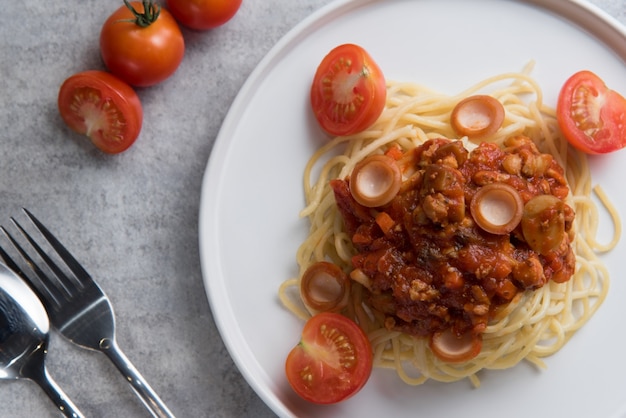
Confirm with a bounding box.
[331,136,575,339]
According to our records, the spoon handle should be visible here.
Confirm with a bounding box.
[101,338,175,418]
[35,367,84,418]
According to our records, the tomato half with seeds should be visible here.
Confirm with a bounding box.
[58,71,143,154]
[285,312,373,404]
[310,44,386,136]
[557,70,626,154]
[100,1,185,87]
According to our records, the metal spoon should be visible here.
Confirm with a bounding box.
[0,262,84,418]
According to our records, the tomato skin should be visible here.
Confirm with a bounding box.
[311,44,386,137]
[58,71,143,154]
[285,312,373,404]
[100,1,185,87]
[166,0,242,30]
[557,70,626,154]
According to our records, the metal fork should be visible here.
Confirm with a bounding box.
[0,209,175,418]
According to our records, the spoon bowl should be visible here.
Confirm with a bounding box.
[0,262,83,417]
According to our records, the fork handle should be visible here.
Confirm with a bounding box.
[100,338,176,418]
[34,366,85,418]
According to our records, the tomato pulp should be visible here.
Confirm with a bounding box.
[557,70,626,154]
[285,312,373,404]
[57,71,143,154]
[310,44,386,136]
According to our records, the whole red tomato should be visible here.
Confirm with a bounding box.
[166,0,242,30]
[100,0,185,87]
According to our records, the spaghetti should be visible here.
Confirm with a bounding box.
[279,65,621,387]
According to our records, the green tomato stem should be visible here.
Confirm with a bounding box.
[122,0,161,28]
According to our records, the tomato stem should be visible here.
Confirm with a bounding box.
[121,0,161,28]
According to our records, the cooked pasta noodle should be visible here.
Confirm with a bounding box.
[278,64,621,387]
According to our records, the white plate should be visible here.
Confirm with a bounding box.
[198,1,626,417]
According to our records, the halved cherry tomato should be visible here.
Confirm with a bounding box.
[310,44,386,136]
[285,312,373,404]
[557,70,626,154]
[57,71,143,154]
[100,1,185,87]
[166,0,242,30]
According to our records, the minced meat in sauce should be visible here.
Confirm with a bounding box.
[331,136,575,339]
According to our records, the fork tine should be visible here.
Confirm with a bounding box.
[23,208,93,284]
[10,217,82,295]
[0,240,25,278]
[0,226,65,307]
[0,240,37,292]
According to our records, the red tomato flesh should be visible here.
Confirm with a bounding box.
[311,44,386,136]
[557,70,626,154]
[285,312,373,404]
[57,71,143,154]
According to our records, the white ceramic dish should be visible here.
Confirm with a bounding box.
[199,1,626,417]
